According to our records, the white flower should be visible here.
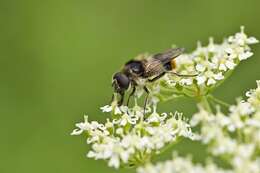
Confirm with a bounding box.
[214,72,224,80]
[229,100,255,116]
[225,60,236,70]
[246,37,259,44]
[71,116,97,135]
[71,124,85,135]
[219,59,236,71]
[100,104,128,115]
[100,105,112,112]
[179,78,193,86]
[211,137,237,155]
[207,78,216,85]
[114,106,122,114]
[138,154,232,173]
[219,63,227,71]
[108,155,120,168]
[113,113,138,126]
[196,64,206,72]
[228,26,247,46]
[225,47,234,55]
[238,51,253,60]
[196,75,207,85]
[145,111,167,123]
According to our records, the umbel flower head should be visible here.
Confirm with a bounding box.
[138,153,231,173]
[71,27,259,172]
[139,80,260,173]
[72,104,198,168]
[148,26,258,102]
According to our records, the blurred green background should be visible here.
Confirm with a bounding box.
[1,0,259,172]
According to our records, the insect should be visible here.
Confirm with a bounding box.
[111,47,196,113]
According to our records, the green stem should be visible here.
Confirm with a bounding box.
[152,138,181,161]
[198,96,212,113]
[208,95,230,108]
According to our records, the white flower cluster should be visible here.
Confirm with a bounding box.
[138,81,260,173]
[71,103,197,169]
[191,81,260,172]
[138,154,231,173]
[158,27,258,98]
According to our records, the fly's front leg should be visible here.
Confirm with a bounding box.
[143,86,150,116]
[126,86,136,107]
[110,93,115,104]
[118,92,125,106]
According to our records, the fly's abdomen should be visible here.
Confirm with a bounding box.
[164,60,176,71]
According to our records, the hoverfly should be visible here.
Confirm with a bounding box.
[111,48,196,113]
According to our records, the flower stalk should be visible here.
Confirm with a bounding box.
[208,94,230,108]
[198,95,213,113]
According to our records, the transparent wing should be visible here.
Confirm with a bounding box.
[152,47,184,64]
[142,47,184,77]
[142,58,165,77]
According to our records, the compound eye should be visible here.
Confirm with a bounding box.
[113,72,130,92]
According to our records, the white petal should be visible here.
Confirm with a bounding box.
[246,37,259,44]
[120,118,127,126]
[103,150,113,159]
[146,113,160,123]
[179,78,193,86]
[100,105,113,112]
[238,51,253,60]
[219,63,227,71]
[114,106,122,115]
[225,60,236,70]
[213,72,224,80]
[71,129,83,135]
[237,38,245,46]
[116,128,124,135]
[120,152,129,163]
[209,62,217,69]
[245,91,253,97]
[225,47,233,54]
[196,76,206,85]
[108,155,120,169]
[207,78,216,86]
[195,64,206,72]
[256,80,260,88]
[87,151,96,158]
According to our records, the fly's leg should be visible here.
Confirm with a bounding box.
[148,72,166,82]
[143,86,150,116]
[118,92,125,106]
[126,86,136,107]
[110,93,115,104]
[168,71,198,77]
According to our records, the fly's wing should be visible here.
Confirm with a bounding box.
[142,47,184,77]
[153,47,184,64]
[142,58,165,77]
